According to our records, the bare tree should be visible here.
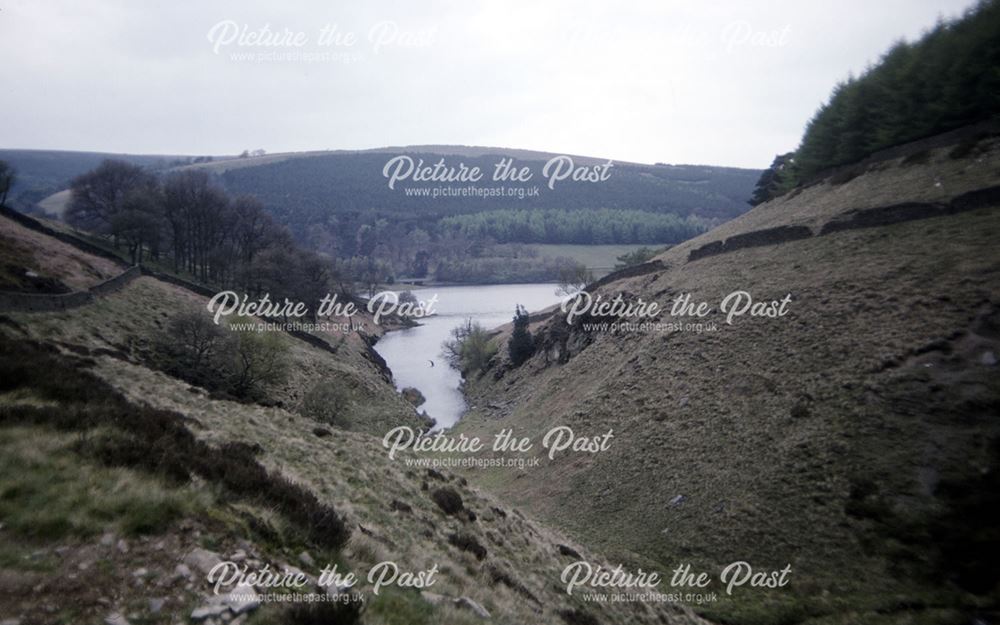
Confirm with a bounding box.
[66,160,157,238]
[112,186,164,264]
[163,170,232,282]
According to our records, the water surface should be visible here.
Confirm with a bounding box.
[374,284,565,429]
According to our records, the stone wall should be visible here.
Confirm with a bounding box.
[0,205,128,267]
[689,184,1000,263]
[0,266,141,312]
[687,226,813,262]
[139,267,216,298]
[586,260,666,290]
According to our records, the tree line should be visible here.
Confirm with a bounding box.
[65,160,346,313]
[439,208,710,244]
[751,0,1000,204]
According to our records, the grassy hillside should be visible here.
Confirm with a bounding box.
[455,132,1000,624]
[0,212,707,625]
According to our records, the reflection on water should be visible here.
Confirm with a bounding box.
[373,284,566,430]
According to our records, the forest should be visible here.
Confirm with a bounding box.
[61,160,351,308]
[439,208,709,244]
[215,152,757,255]
[751,0,1000,204]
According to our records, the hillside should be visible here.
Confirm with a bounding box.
[0,210,708,625]
[454,130,1000,624]
[206,149,757,247]
[1,146,758,249]
[0,150,206,215]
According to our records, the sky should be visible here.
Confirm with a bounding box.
[0,0,980,169]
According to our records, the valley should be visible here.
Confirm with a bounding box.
[2,2,999,623]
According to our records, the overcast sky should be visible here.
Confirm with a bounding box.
[0,0,978,168]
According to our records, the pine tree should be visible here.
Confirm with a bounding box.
[508,305,535,367]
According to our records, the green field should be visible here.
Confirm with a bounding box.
[529,243,671,277]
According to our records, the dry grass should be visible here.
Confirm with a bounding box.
[0,233,707,624]
[0,214,121,290]
[456,140,1000,623]
[4,274,425,435]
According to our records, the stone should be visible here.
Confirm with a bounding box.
[133,568,149,578]
[454,596,491,619]
[100,532,115,547]
[223,581,261,615]
[420,593,490,619]
[420,591,449,607]
[402,387,426,407]
[190,604,228,620]
[148,597,166,613]
[298,550,315,567]
[104,614,130,625]
[116,539,129,554]
[185,548,223,575]
[981,351,997,366]
[173,563,193,581]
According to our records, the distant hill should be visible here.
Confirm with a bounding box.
[0,146,759,251]
[196,147,758,250]
[0,149,203,214]
[206,148,757,222]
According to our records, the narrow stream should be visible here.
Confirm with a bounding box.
[373,284,566,430]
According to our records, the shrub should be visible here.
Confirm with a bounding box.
[430,487,464,515]
[448,532,487,560]
[508,305,535,367]
[0,339,350,550]
[443,319,497,375]
[283,599,362,625]
[154,310,235,389]
[300,382,352,429]
[229,327,289,400]
[151,311,289,401]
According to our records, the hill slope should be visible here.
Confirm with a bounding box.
[0,211,708,625]
[0,149,201,214]
[206,149,757,245]
[455,131,1000,624]
[0,147,758,251]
